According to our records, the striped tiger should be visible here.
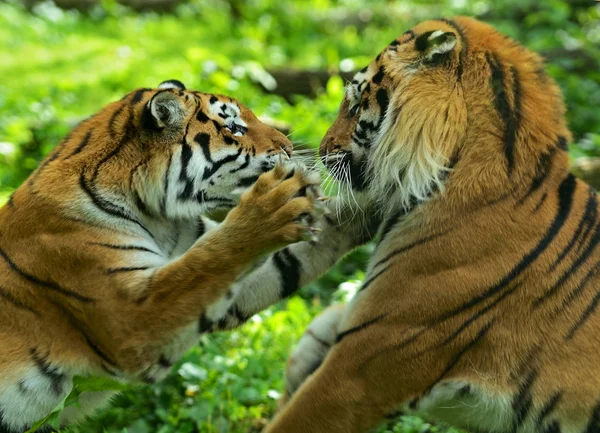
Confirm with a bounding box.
[258,16,600,433]
[0,79,324,432]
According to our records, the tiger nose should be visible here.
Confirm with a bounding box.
[274,139,293,157]
[319,135,336,158]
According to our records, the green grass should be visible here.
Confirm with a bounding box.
[1,0,599,431]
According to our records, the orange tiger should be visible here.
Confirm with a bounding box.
[260,17,600,433]
[0,79,323,432]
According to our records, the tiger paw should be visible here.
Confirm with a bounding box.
[224,161,322,251]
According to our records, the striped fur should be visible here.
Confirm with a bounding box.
[0,81,321,432]
[264,17,600,433]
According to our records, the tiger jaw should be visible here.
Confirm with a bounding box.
[323,151,369,192]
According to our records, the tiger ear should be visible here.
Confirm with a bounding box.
[143,91,186,130]
[415,30,457,62]
[158,79,186,90]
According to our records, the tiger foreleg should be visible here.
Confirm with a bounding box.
[206,198,379,332]
[279,304,347,408]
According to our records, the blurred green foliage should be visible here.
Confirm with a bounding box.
[0,0,598,431]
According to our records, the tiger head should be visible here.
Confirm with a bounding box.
[47,80,292,220]
[321,17,571,213]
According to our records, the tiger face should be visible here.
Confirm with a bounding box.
[321,17,569,211]
[58,79,292,221]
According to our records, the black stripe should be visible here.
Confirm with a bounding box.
[0,285,40,315]
[134,190,152,217]
[229,154,250,173]
[486,52,518,175]
[557,136,568,151]
[556,260,600,314]
[196,191,235,207]
[108,104,126,138]
[377,205,413,246]
[508,65,522,175]
[131,88,152,105]
[0,408,8,432]
[65,131,92,159]
[372,67,385,85]
[505,65,521,170]
[585,401,600,433]
[415,31,436,51]
[373,230,451,270]
[437,174,576,321]
[550,187,597,271]
[215,315,228,330]
[83,334,117,366]
[176,122,196,201]
[516,149,555,206]
[160,152,173,217]
[575,191,599,255]
[534,215,600,308]
[0,246,95,303]
[202,149,243,180]
[28,137,68,187]
[285,169,296,180]
[566,287,600,339]
[513,369,537,428]
[335,314,386,344]
[79,113,155,240]
[180,139,194,182]
[237,175,260,188]
[196,218,206,239]
[375,88,390,128]
[211,120,222,132]
[30,348,65,396]
[141,373,156,384]
[533,192,548,213]
[306,329,331,348]
[168,226,180,257]
[438,282,521,348]
[427,321,493,389]
[7,193,15,208]
[510,345,541,380]
[304,357,325,378]
[358,265,392,293]
[543,421,561,433]
[439,18,468,80]
[101,364,117,377]
[197,109,210,122]
[537,392,562,427]
[88,242,160,255]
[158,355,173,368]
[224,135,238,145]
[79,170,153,240]
[225,303,250,326]
[178,140,195,201]
[272,248,302,298]
[390,30,415,48]
[198,313,212,333]
[106,266,150,274]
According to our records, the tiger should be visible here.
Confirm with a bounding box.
[253,16,600,433]
[0,79,327,432]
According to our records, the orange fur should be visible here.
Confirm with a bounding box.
[268,17,599,433]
